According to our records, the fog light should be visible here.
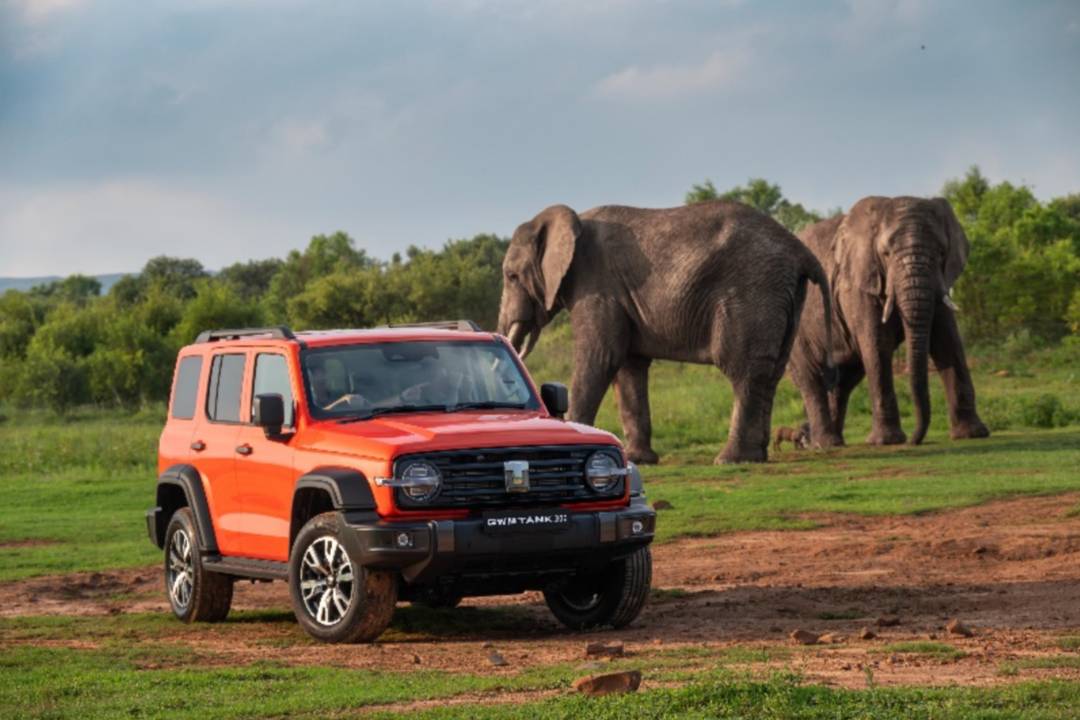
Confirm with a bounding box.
[396,532,413,548]
[631,520,644,535]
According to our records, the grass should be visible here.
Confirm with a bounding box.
[0,614,794,720]
[876,642,967,660]
[1,336,1079,716]
[390,676,1080,720]
[1000,656,1080,677]
[1057,637,1080,652]
[1,338,1079,580]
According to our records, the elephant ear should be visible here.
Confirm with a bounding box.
[833,197,885,298]
[532,205,581,312]
[935,197,969,288]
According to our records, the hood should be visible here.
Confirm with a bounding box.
[300,410,621,461]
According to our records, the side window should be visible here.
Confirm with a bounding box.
[252,354,295,427]
[206,354,246,423]
[171,356,203,420]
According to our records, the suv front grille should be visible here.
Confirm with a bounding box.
[393,445,623,509]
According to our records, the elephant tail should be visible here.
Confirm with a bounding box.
[803,253,838,390]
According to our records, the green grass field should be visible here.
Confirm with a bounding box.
[1,333,1078,717]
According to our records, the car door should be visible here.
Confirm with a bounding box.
[230,350,299,561]
[192,350,247,557]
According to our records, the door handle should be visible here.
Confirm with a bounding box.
[191,440,206,452]
[235,444,253,456]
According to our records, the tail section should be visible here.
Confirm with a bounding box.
[803,252,837,390]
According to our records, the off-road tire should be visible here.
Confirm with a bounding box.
[543,546,652,630]
[163,508,233,623]
[289,512,397,643]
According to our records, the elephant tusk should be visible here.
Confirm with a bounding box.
[881,294,895,324]
[506,322,527,352]
[943,294,960,312]
[519,327,540,360]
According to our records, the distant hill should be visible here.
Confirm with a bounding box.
[0,273,128,294]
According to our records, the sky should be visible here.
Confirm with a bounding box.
[1,0,1078,277]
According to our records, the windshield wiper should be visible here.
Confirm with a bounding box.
[335,404,449,424]
[445,401,528,413]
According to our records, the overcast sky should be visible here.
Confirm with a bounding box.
[1,0,1078,277]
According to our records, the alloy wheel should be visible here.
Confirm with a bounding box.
[167,528,194,611]
[299,536,355,626]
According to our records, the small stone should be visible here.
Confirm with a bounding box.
[819,633,847,644]
[652,500,674,510]
[946,618,974,637]
[410,654,422,664]
[972,546,988,555]
[585,641,625,658]
[877,615,901,627]
[481,641,493,649]
[572,670,642,697]
[487,651,508,667]
[790,629,820,645]
[859,627,877,640]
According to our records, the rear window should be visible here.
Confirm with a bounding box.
[207,354,246,423]
[170,356,203,420]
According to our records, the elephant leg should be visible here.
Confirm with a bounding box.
[829,364,865,440]
[566,311,627,427]
[718,359,782,464]
[855,326,906,445]
[790,359,843,449]
[614,356,659,464]
[931,303,989,440]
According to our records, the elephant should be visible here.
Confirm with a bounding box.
[496,201,835,464]
[787,196,989,447]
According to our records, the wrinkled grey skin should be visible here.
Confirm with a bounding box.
[497,202,835,464]
[788,196,989,447]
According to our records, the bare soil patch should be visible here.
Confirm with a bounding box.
[3,493,1079,688]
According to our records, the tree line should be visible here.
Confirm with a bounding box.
[0,167,1076,412]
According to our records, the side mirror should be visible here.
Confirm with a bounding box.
[540,382,569,419]
[253,393,285,437]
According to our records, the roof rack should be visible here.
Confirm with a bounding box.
[195,326,297,343]
[378,320,483,332]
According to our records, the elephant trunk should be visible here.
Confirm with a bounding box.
[894,253,937,445]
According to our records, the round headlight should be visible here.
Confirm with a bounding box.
[398,461,442,502]
[585,451,622,493]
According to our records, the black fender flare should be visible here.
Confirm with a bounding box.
[291,467,377,546]
[154,464,218,553]
[294,466,377,510]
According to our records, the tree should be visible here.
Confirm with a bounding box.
[172,281,265,345]
[29,274,102,305]
[218,258,285,301]
[266,232,374,318]
[142,256,209,300]
[684,180,719,205]
[686,177,823,232]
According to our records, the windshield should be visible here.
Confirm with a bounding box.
[301,340,540,420]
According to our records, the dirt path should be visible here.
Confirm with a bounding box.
[4,493,1080,689]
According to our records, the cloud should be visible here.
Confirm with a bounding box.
[5,0,85,25]
[271,119,330,156]
[0,179,304,275]
[594,47,750,101]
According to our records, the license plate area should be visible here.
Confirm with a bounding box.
[482,509,571,534]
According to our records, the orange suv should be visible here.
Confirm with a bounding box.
[146,322,655,642]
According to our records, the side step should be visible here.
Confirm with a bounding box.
[202,556,288,580]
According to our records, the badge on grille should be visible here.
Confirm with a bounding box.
[503,460,530,493]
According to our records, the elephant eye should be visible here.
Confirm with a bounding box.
[507,273,519,284]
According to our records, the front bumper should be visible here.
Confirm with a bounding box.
[339,496,656,591]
